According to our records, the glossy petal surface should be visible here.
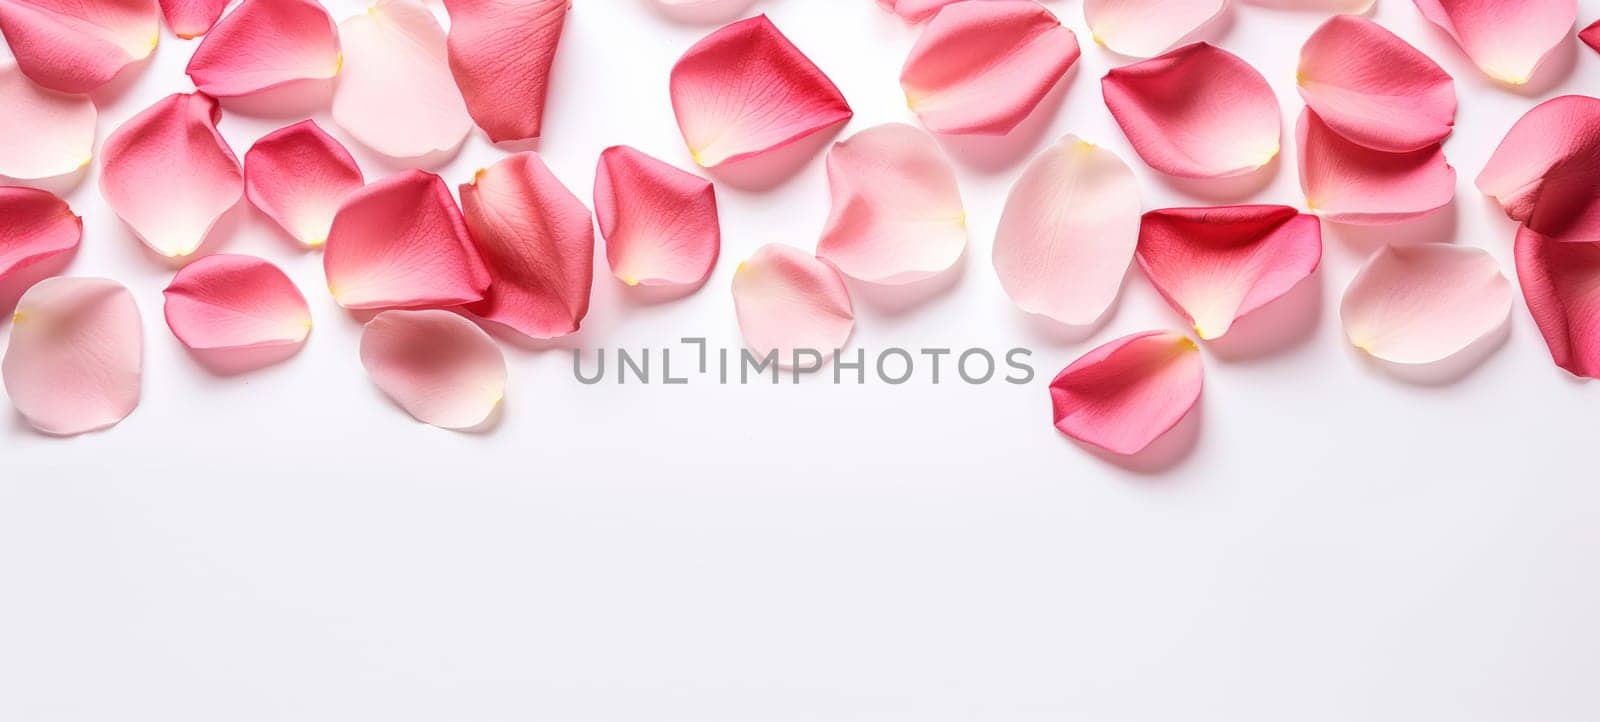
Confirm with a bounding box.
[361,309,505,429]
[244,120,364,248]
[324,170,490,310]
[3,277,141,435]
[594,145,719,287]
[333,0,472,161]
[186,0,341,97]
[1297,15,1456,152]
[1298,109,1455,225]
[1341,243,1512,364]
[1050,331,1202,455]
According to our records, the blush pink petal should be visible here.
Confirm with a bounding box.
[732,244,854,360]
[1049,330,1202,456]
[244,120,364,249]
[900,0,1079,135]
[185,0,341,97]
[333,0,471,161]
[1476,95,1600,243]
[3,277,141,435]
[163,254,311,351]
[443,0,566,143]
[158,0,224,37]
[100,92,243,258]
[1136,205,1322,340]
[1085,0,1225,58]
[1103,42,1281,178]
[360,309,505,429]
[1583,20,1599,54]
[670,14,852,168]
[1340,243,1512,364]
[1514,226,1600,379]
[1297,15,1456,152]
[323,169,489,310]
[0,60,95,182]
[1413,0,1575,84]
[0,0,158,93]
[1241,0,1374,9]
[1297,109,1455,225]
[993,136,1141,325]
[593,145,719,287]
[876,0,967,22]
[460,152,594,339]
[0,187,81,282]
[816,123,966,284]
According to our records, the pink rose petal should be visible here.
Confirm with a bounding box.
[333,0,472,161]
[443,0,567,143]
[670,14,852,168]
[1085,0,1225,58]
[1476,95,1600,243]
[816,122,966,284]
[460,152,594,339]
[158,0,225,38]
[1413,0,1575,84]
[3,277,141,435]
[993,136,1141,325]
[163,254,311,351]
[732,244,854,360]
[1340,243,1512,364]
[1136,205,1322,340]
[1243,0,1374,9]
[100,92,244,258]
[1298,109,1455,225]
[593,145,719,288]
[1297,15,1456,152]
[1515,226,1600,379]
[1049,330,1202,456]
[0,60,95,182]
[186,0,341,97]
[876,0,967,22]
[244,119,364,249]
[1102,42,1282,178]
[900,0,1079,135]
[0,0,158,93]
[1583,19,1599,54]
[324,169,489,310]
[0,187,80,283]
[360,309,505,429]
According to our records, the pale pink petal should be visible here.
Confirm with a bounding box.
[876,0,965,22]
[0,60,95,182]
[360,309,505,429]
[443,0,566,143]
[459,152,593,338]
[670,14,852,167]
[99,92,243,258]
[0,0,158,93]
[1102,42,1282,178]
[900,0,1079,135]
[3,277,141,435]
[185,0,341,97]
[816,123,965,284]
[732,244,853,359]
[0,187,80,282]
[1340,243,1512,364]
[333,0,471,161]
[1476,95,1600,243]
[158,0,224,37]
[1413,0,1575,84]
[993,136,1141,325]
[593,145,719,287]
[324,169,490,310]
[1297,15,1456,152]
[1136,205,1322,339]
[244,120,364,248]
[1297,109,1455,225]
[1514,226,1600,379]
[1049,330,1202,456]
[1241,0,1374,10]
[1583,19,1599,54]
[163,254,311,351]
[1085,0,1225,58]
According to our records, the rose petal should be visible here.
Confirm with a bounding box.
[0,60,95,182]
[815,123,965,284]
[1297,15,1456,152]
[100,92,243,258]
[1413,0,1575,84]
[360,309,505,429]
[1298,108,1455,225]
[0,0,159,93]
[1340,243,1512,364]
[875,0,967,22]
[3,277,141,435]
[1136,205,1322,340]
[1085,0,1225,58]
[1514,226,1600,379]
[1102,42,1282,178]
[0,187,80,282]
[158,0,224,37]
[670,14,852,168]
[1049,330,1202,456]
[1583,19,1599,54]
[993,135,1141,325]
[1241,0,1374,9]
[900,0,1079,135]
[162,254,311,352]
[459,152,594,339]
[185,0,341,97]
[593,145,719,287]
[1476,95,1600,243]
[732,244,853,360]
[244,119,364,249]
[324,169,489,310]
[333,0,472,161]
[443,0,566,143]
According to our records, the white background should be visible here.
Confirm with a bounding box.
[4,0,1600,719]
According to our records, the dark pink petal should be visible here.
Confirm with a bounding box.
[0,187,80,282]
[163,254,310,351]
[1340,243,1512,364]
[244,120,364,249]
[732,243,853,359]
[360,309,505,429]
[1413,0,1575,84]
[1297,109,1454,225]
[1515,226,1600,379]
[1583,19,1599,54]
[900,0,1079,135]
[1086,0,1225,58]
[333,0,472,161]
[460,152,594,339]
[0,59,96,182]
[186,0,341,97]
[3,277,141,435]
[0,0,159,93]
[670,14,852,167]
[444,0,567,143]
[1049,330,1202,456]
[593,145,719,287]
[1476,95,1600,243]
[158,0,225,37]
[1297,15,1456,152]
[324,169,490,310]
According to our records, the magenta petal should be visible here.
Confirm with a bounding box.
[0,187,80,283]
[1515,226,1600,379]
[594,145,719,287]
[4,277,142,435]
[1049,330,1203,455]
